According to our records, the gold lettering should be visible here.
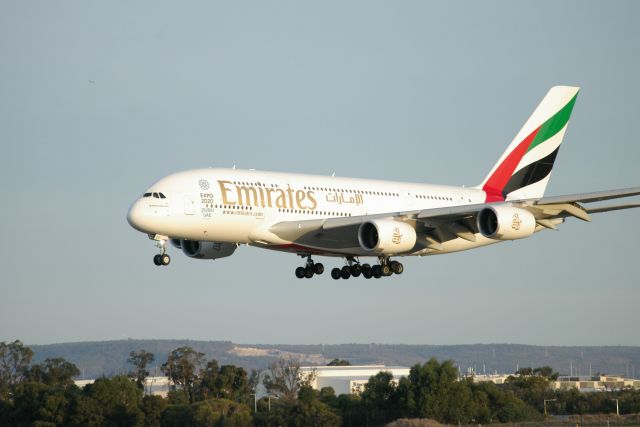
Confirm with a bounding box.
[265,188,275,207]
[306,191,317,210]
[296,190,306,209]
[257,186,266,207]
[218,180,236,205]
[236,186,259,206]
[286,186,295,209]
[275,189,287,208]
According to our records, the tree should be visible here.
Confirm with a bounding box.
[161,347,205,403]
[196,360,219,400]
[85,375,144,427]
[196,361,250,403]
[533,366,559,380]
[263,358,316,401]
[0,340,33,396]
[128,350,155,390]
[361,371,401,424]
[27,357,80,389]
[140,395,166,427]
[405,358,463,421]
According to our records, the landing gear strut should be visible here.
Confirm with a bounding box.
[152,238,170,266]
[295,255,324,279]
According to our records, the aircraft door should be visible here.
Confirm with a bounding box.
[184,195,195,215]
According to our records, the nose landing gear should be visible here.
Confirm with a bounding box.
[152,237,170,266]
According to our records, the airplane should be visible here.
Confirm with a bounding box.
[127,86,640,279]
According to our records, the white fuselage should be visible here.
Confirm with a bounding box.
[127,168,499,258]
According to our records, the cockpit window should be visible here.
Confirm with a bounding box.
[159,193,166,199]
[152,192,159,198]
[143,193,152,197]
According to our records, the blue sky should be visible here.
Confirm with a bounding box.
[1,1,639,346]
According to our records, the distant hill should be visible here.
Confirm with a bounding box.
[29,340,640,380]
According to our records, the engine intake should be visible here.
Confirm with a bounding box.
[358,220,416,254]
[477,206,536,240]
[181,240,237,260]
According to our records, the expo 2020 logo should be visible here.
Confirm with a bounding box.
[198,179,210,190]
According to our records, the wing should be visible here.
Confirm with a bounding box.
[260,186,640,255]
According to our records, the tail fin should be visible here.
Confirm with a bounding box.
[479,86,580,202]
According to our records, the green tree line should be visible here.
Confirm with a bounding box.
[2,340,640,426]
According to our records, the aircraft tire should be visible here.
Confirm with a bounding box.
[362,267,373,279]
[372,265,382,278]
[390,261,403,274]
[153,255,161,266]
[160,254,171,266]
[340,266,351,280]
[304,266,314,278]
[381,264,391,276]
[350,264,362,277]
[314,263,324,275]
[331,268,341,280]
[295,267,305,278]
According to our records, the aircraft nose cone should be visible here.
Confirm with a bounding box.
[127,200,147,232]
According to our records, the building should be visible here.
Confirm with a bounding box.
[469,374,511,385]
[299,365,410,396]
[74,376,171,397]
[551,375,640,392]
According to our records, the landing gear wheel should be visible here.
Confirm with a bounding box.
[313,263,324,275]
[362,264,373,279]
[153,254,161,266]
[160,254,171,266]
[390,261,403,274]
[295,267,305,278]
[340,266,351,280]
[331,268,341,280]
[350,264,362,277]
[304,266,314,278]
[372,265,382,278]
[381,264,391,276]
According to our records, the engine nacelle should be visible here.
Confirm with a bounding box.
[477,206,536,240]
[181,240,237,260]
[358,220,416,254]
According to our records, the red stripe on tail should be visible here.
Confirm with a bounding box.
[482,126,540,202]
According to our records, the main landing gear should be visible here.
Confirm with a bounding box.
[330,256,403,280]
[295,255,324,279]
[152,239,171,266]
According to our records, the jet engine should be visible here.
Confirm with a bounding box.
[358,220,416,254]
[477,206,536,240]
[180,240,237,260]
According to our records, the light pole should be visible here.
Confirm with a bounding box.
[544,399,557,416]
[250,393,257,413]
[611,399,619,416]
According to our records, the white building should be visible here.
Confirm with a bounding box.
[299,365,410,396]
[74,376,171,397]
[551,375,640,392]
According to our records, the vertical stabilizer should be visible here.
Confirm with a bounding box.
[479,86,579,202]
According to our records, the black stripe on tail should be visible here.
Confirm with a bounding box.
[502,147,560,197]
